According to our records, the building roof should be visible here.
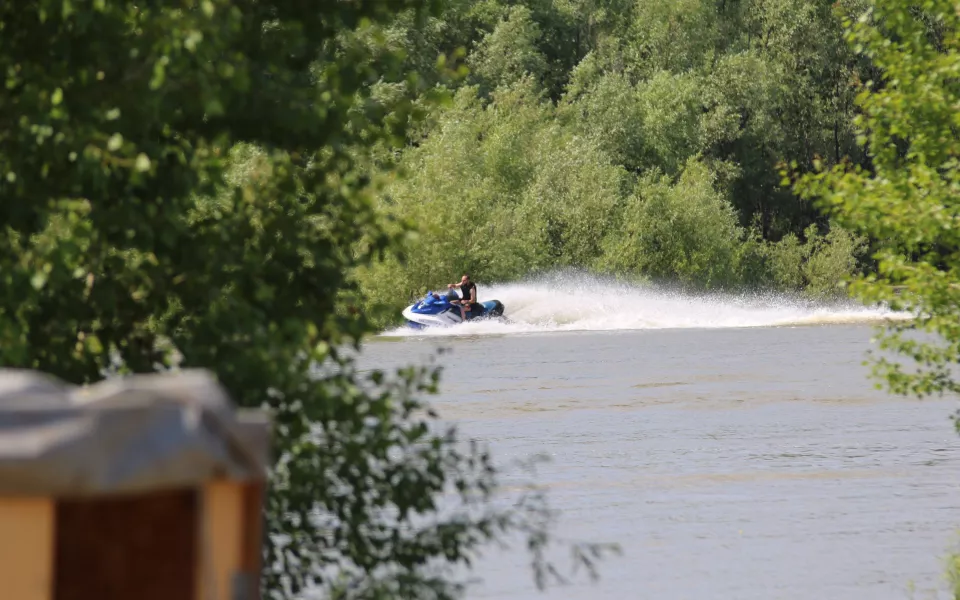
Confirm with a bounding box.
[0,369,270,496]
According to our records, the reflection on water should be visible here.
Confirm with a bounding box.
[359,325,960,600]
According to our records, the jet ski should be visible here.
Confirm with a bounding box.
[402,289,505,329]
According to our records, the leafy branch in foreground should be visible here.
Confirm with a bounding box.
[0,2,613,598]
[792,0,960,402]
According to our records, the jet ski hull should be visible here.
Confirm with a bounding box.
[402,292,505,329]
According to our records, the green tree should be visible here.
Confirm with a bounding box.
[761,224,867,298]
[0,2,613,598]
[793,0,960,397]
[469,5,549,93]
[598,159,746,288]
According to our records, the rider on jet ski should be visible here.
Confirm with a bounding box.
[447,273,477,321]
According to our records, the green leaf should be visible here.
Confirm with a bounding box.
[30,271,47,290]
[134,153,151,172]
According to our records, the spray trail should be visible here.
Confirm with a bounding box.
[380,273,905,337]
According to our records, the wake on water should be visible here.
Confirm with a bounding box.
[380,272,906,338]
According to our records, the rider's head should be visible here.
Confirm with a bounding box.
[461,273,470,284]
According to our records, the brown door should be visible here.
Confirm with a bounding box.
[54,488,198,600]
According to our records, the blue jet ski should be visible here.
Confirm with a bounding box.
[402,289,505,329]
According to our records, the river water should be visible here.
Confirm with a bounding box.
[361,278,960,600]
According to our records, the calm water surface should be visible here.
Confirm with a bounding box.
[361,324,960,599]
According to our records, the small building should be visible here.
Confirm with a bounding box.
[0,369,271,600]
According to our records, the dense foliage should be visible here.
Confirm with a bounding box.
[0,2,613,599]
[354,0,883,321]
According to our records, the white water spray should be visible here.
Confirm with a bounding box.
[381,272,905,337]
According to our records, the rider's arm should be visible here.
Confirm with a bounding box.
[468,286,477,303]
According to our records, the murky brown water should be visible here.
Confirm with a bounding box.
[362,324,960,599]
